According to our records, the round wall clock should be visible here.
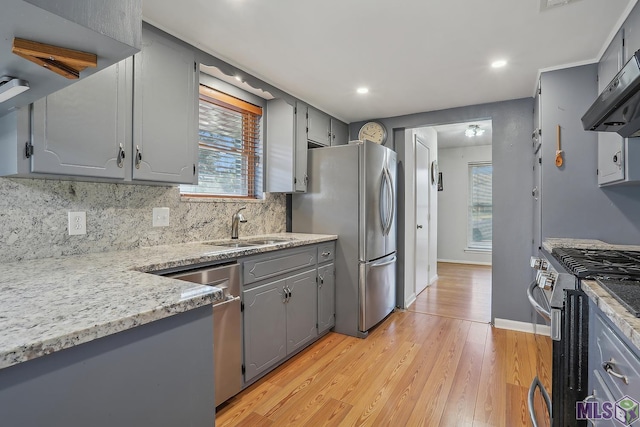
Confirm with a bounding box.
[358,121,388,145]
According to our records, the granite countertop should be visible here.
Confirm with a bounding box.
[0,232,337,370]
[543,237,640,349]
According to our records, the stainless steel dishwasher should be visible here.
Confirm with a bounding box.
[166,262,241,407]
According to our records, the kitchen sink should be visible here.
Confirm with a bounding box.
[208,241,259,248]
[245,238,292,245]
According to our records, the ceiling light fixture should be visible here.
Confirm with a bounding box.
[465,124,485,138]
[357,87,369,94]
[491,60,507,68]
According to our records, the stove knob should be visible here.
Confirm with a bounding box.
[540,272,556,290]
[530,256,549,271]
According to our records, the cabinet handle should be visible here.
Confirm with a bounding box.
[283,286,288,303]
[318,275,324,288]
[135,145,142,169]
[116,143,125,168]
[288,287,292,300]
[304,174,309,185]
[602,360,629,384]
[321,251,331,257]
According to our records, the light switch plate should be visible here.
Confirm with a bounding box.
[153,207,170,227]
[68,211,86,236]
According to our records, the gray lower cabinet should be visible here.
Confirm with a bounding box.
[0,306,214,427]
[243,268,317,382]
[317,262,335,334]
[587,299,640,425]
[132,24,198,184]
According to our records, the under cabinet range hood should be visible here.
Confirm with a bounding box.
[582,50,640,137]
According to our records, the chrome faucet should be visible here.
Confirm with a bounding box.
[231,206,247,239]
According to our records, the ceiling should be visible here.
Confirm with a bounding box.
[143,0,636,123]
[433,120,493,149]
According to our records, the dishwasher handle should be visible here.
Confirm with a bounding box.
[213,295,240,308]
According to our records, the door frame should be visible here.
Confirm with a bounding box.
[414,135,430,296]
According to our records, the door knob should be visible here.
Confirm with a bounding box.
[417,225,423,229]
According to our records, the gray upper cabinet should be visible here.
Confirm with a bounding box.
[265,99,307,192]
[597,30,640,186]
[133,26,198,184]
[625,5,640,61]
[331,118,349,146]
[0,0,141,117]
[30,59,131,179]
[307,106,331,146]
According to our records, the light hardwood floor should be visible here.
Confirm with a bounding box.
[216,263,551,426]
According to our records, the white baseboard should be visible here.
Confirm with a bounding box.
[429,274,438,285]
[404,294,417,310]
[437,258,492,266]
[493,318,550,336]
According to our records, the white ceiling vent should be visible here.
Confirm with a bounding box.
[540,0,583,11]
[0,76,30,104]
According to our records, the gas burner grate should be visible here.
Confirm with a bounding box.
[552,248,640,279]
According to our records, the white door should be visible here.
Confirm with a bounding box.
[415,137,430,295]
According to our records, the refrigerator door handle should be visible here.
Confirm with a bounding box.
[371,256,397,268]
[379,168,388,234]
[386,166,395,236]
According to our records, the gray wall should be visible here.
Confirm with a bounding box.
[540,64,640,243]
[351,98,535,323]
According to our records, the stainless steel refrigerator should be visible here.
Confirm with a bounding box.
[292,141,397,338]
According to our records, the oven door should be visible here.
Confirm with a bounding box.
[527,280,553,427]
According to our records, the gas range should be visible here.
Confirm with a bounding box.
[551,247,640,317]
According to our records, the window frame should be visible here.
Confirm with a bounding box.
[467,161,493,251]
[180,74,265,200]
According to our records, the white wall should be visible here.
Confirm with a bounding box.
[437,144,492,265]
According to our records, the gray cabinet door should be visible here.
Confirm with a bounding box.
[286,268,318,354]
[30,59,131,179]
[243,279,287,382]
[625,5,640,62]
[294,102,308,192]
[330,118,349,146]
[266,99,296,192]
[307,106,331,146]
[317,263,335,334]
[133,26,198,184]
[598,30,625,186]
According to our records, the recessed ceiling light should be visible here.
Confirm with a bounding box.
[491,60,507,68]
[357,87,369,94]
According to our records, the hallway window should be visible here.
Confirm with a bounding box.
[468,162,492,250]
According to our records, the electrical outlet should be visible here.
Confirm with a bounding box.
[153,207,170,227]
[68,211,86,236]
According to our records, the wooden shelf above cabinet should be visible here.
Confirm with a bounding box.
[12,38,97,79]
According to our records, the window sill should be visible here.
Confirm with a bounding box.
[464,247,492,254]
[180,194,267,204]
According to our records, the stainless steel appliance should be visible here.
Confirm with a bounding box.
[166,262,242,407]
[292,140,397,338]
[528,247,640,426]
[582,49,640,137]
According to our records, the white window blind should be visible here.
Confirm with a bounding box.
[181,85,262,198]
[468,162,492,250]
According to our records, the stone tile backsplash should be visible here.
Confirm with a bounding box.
[0,178,286,262]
